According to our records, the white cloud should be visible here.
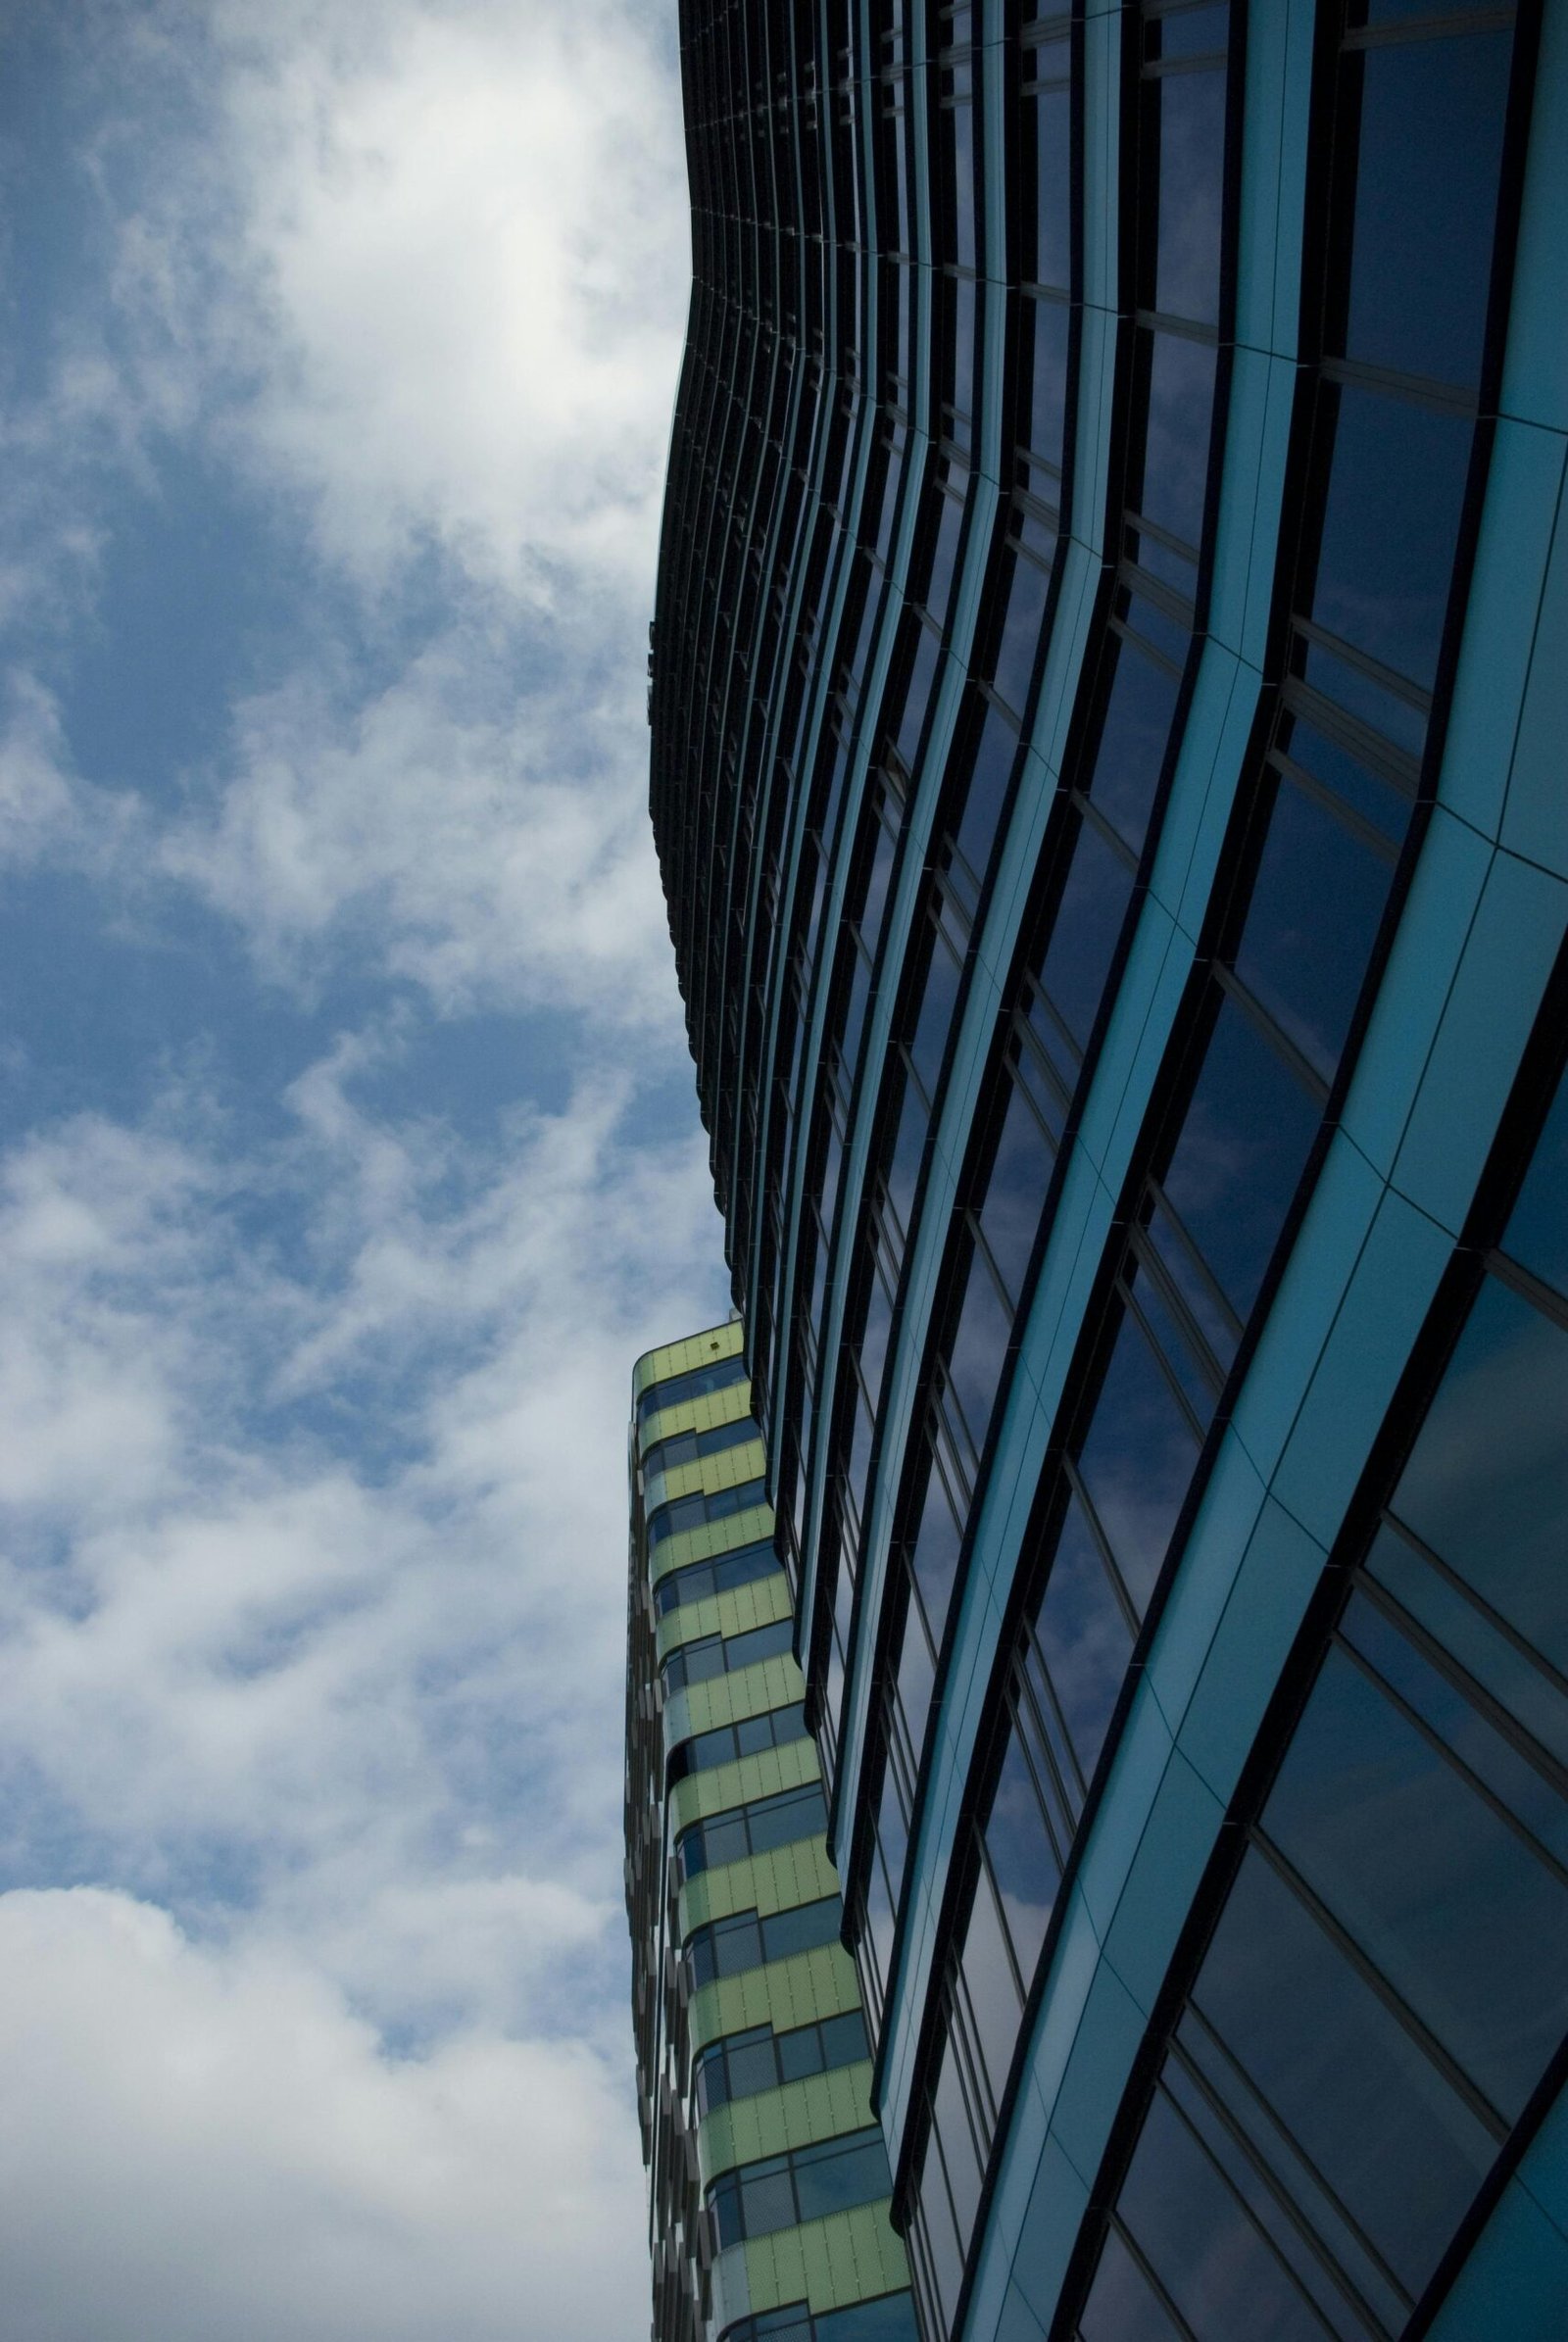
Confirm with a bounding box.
[0,1887,647,2342]
[162,632,679,1016]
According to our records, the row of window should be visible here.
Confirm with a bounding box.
[718,2292,917,2342]
[666,1700,808,1791]
[662,1614,794,1699]
[655,1538,780,1621]
[708,2124,893,2248]
[685,1892,844,1995]
[649,1475,769,1553]
[644,1410,759,1488]
[636,1350,748,1435]
[676,1781,827,1886]
[695,2008,870,2119]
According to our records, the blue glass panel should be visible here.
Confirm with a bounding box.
[983,1714,1058,1984]
[1159,995,1322,1325]
[1031,79,1071,291]
[1194,1848,1494,2299]
[1392,1280,1568,1681]
[1075,1314,1200,1612]
[1343,30,1513,390]
[1078,2225,1187,2342]
[1034,1488,1135,1782]
[1311,381,1473,693]
[956,700,1021,887]
[1087,638,1182,854]
[1501,1065,1568,1301]
[1268,1629,1568,2120]
[979,1075,1054,1308]
[1037,816,1136,1049]
[994,543,1052,716]
[1025,295,1071,463]
[1152,66,1225,325]
[947,1244,1013,1461]
[1142,332,1217,551]
[1115,2086,1329,2342]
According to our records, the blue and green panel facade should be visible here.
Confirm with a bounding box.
[626,1322,917,2342]
[649,0,1568,2336]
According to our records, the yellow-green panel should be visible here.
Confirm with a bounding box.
[667,1732,820,1835]
[650,1502,775,1584]
[688,1941,862,2057]
[676,1651,802,1736]
[643,1438,767,1519]
[680,1832,840,1936]
[743,2203,909,2318]
[690,1937,860,2051]
[656,1570,793,1663]
[632,1320,743,1400]
[699,2061,875,2183]
[637,1383,755,1457]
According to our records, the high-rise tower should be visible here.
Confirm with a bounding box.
[648,4,1568,2338]
[627,1322,916,2342]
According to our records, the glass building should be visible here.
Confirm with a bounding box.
[646,4,1568,2338]
[627,1321,917,2342]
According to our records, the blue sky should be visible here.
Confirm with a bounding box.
[0,4,726,2334]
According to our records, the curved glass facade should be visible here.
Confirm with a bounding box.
[648,3,1568,2337]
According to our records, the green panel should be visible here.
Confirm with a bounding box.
[638,1383,755,1456]
[678,1651,803,1735]
[669,1734,822,1834]
[692,1938,861,2049]
[650,1502,775,1582]
[743,2202,910,2317]
[700,2061,876,2182]
[656,1569,793,1662]
[680,1831,840,1933]
[689,1941,863,2055]
[632,1320,744,1399]
[644,1437,768,1512]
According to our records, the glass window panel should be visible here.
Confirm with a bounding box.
[1366,1523,1568,1775]
[1024,294,1071,466]
[1078,2223,1189,2342]
[1310,381,1474,695]
[1033,1488,1135,1785]
[956,701,1021,888]
[1278,713,1411,853]
[982,1718,1058,1988]
[979,1075,1054,1309]
[959,1856,1024,2121]
[1193,1848,1494,2300]
[1342,30,1513,390]
[1159,995,1322,1327]
[1152,66,1225,326]
[931,2039,984,2258]
[1233,774,1396,1081]
[1037,815,1137,1051]
[1391,1279,1568,1682]
[778,2025,825,2084]
[994,542,1052,717]
[909,920,963,1102]
[740,2167,800,2238]
[729,2032,783,2102]
[1075,1314,1201,1612]
[1030,80,1072,291]
[795,2133,892,2223]
[947,1242,1014,1462]
[822,2010,870,2067]
[1116,2086,1330,2342]
[1087,637,1182,854]
[1141,331,1217,551]
[909,1453,965,1653]
[1264,1634,1568,2121]
[1501,1064,1568,1301]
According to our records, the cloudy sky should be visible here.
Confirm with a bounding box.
[0,2,726,2333]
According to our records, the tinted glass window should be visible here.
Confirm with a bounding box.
[1501,1065,1568,1300]
[1036,816,1137,1051]
[1075,1313,1200,1612]
[1152,65,1225,324]
[1140,331,1217,549]
[1033,1488,1134,1785]
[1390,1280,1568,1680]
[1158,997,1322,1327]
[1233,772,1397,1084]
[1087,639,1182,854]
[1310,380,1473,693]
[1341,29,1513,389]
[1194,1848,1495,2296]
